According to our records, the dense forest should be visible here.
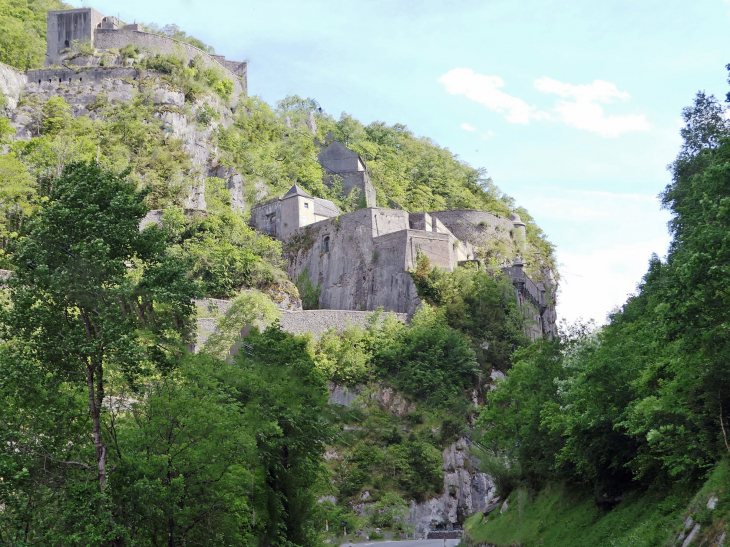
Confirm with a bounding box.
[466,86,730,545]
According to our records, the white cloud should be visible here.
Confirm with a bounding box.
[557,237,670,324]
[534,77,650,137]
[461,122,476,132]
[439,68,547,125]
[481,130,496,139]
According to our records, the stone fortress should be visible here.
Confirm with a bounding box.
[0,6,558,533]
[35,7,247,96]
[251,141,557,338]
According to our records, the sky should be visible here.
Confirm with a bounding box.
[77,0,730,323]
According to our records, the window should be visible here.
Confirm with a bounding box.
[304,202,309,209]
[323,236,330,253]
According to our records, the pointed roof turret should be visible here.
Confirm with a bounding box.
[282,184,313,199]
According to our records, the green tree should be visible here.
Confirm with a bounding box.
[220,325,330,547]
[2,161,197,497]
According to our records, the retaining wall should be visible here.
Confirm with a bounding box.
[279,309,408,337]
[27,66,138,86]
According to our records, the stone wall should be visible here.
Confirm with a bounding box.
[430,209,516,255]
[46,8,104,66]
[94,29,246,96]
[279,309,407,337]
[27,66,138,87]
[286,208,423,315]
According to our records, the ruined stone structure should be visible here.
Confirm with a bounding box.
[44,8,247,94]
[318,141,376,207]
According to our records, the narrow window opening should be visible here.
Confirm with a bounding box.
[323,236,330,253]
[38,79,41,84]
[304,202,309,209]
[64,39,69,47]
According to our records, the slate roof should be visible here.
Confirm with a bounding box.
[283,184,313,199]
[313,198,339,218]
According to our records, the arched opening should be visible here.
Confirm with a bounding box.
[323,236,330,253]
[64,39,69,47]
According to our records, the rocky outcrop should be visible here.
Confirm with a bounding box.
[408,438,496,535]
[0,62,27,111]
[1,63,245,214]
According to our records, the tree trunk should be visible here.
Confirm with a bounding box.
[86,361,107,493]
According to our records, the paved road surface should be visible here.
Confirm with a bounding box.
[340,540,461,547]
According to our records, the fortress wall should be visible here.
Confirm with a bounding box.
[27,66,138,86]
[431,209,516,255]
[46,8,104,66]
[286,210,421,315]
[370,208,410,237]
[93,29,246,96]
[279,309,408,337]
[0,62,27,110]
[430,209,514,233]
[405,230,454,270]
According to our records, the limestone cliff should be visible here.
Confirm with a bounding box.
[1,61,244,212]
[328,383,495,535]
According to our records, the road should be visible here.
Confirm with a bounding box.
[341,540,461,547]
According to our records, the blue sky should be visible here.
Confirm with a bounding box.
[79,0,730,323]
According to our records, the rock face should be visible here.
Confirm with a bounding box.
[408,438,496,535]
[1,63,244,214]
[0,62,27,110]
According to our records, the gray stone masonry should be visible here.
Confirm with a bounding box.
[279,309,407,337]
[46,8,105,66]
[286,207,424,315]
[45,8,247,96]
[285,206,479,315]
[318,141,376,207]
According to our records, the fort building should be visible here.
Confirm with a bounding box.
[250,141,556,338]
[44,8,247,94]
[318,141,376,208]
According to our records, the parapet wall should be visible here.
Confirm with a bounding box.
[94,29,247,95]
[27,66,138,86]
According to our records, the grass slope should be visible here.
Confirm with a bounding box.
[464,461,730,547]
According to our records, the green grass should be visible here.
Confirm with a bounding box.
[463,464,730,547]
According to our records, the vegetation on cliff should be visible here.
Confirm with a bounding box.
[0,5,566,545]
[0,0,70,70]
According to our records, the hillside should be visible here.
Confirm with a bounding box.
[0,3,565,545]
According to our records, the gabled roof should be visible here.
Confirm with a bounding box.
[282,184,313,199]
[320,140,358,159]
[318,141,367,173]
